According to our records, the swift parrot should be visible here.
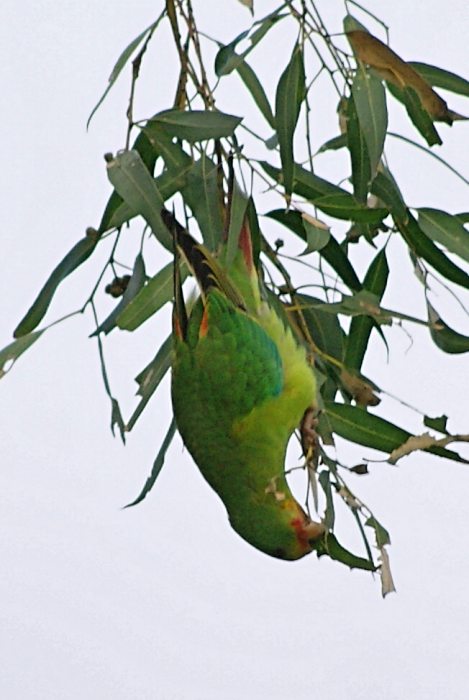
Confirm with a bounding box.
[167,210,324,560]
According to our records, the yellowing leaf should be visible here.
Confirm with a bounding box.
[346,29,464,124]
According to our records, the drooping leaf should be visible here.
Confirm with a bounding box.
[275,45,306,199]
[288,293,345,361]
[87,18,161,128]
[236,59,275,127]
[0,331,44,378]
[317,133,348,153]
[214,9,285,76]
[148,110,242,142]
[316,532,376,571]
[14,235,98,337]
[370,168,407,223]
[124,418,177,508]
[396,212,469,290]
[418,208,469,264]
[184,154,224,251]
[351,64,388,176]
[344,249,389,370]
[427,302,469,354]
[92,255,147,336]
[301,216,331,254]
[106,150,171,249]
[401,86,442,146]
[126,335,172,432]
[322,402,467,463]
[117,262,184,332]
[99,130,160,234]
[265,209,362,291]
[365,516,391,547]
[346,94,371,202]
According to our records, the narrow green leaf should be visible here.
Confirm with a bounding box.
[0,331,44,378]
[397,211,469,290]
[149,110,242,142]
[351,65,387,176]
[323,402,467,463]
[370,168,407,222]
[106,150,171,250]
[275,46,306,198]
[117,262,181,332]
[99,130,159,234]
[344,249,389,370]
[347,94,371,202]
[184,154,224,251]
[214,31,249,76]
[143,121,193,172]
[316,533,376,571]
[424,414,449,434]
[318,133,347,153]
[126,335,172,432]
[265,209,362,291]
[215,9,285,76]
[92,255,146,336]
[125,418,177,508]
[236,59,275,127]
[14,236,98,337]
[87,19,160,128]
[401,86,442,146]
[409,62,469,98]
[301,220,330,254]
[418,208,469,264]
[293,293,345,361]
[428,302,469,354]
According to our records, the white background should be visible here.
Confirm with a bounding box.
[1,2,469,698]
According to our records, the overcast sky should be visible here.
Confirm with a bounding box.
[2,2,469,699]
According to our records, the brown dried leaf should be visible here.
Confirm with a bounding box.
[346,30,465,124]
[379,546,396,598]
[340,368,381,406]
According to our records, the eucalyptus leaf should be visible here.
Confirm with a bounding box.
[344,249,389,371]
[125,418,177,508]
[418,208,469,264]
[275,46,306,198]
[149,110,242,142]
[117,262,183,332]
[126,335,173,432]
[0,331,44,378]
[351,65,388,176]
[106,150,171,249]
[428,303,469,354]
[14,236,98,337]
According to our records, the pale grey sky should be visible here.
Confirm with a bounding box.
[1,2,469,699]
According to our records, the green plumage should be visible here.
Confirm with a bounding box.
[170,216,323,560]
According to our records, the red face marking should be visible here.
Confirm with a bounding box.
[291,516,311,551]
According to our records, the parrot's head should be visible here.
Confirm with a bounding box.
[229,491,325,561]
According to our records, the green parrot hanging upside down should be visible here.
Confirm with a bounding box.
[167,210,325,560]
